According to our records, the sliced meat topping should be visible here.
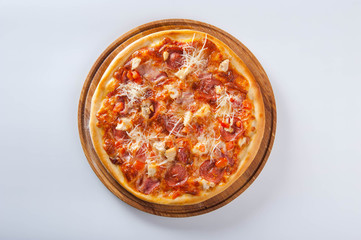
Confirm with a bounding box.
[199,160,224,184]
[136,174,160,194]
[195,73,222,101]
[176,147,191,164]
[165,163,188,187]
[219,118,244,141]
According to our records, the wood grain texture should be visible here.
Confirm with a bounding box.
[78,19,276,217]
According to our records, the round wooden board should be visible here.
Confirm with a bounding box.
[78,19,276,217]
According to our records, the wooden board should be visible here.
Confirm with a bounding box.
[78,19,276,217]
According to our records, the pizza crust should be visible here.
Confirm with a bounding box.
[89,30,265,205]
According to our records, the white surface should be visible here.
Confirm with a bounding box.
[1,0,361,239]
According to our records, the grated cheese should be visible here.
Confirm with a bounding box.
[175,35,208,80]
[117,82,148,108]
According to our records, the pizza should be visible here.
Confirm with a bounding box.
[89,30,265,205]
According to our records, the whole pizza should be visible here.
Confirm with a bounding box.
[89,30,265,204]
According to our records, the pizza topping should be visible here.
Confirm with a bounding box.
[219,59,230,72]
[220,118,244,141]
[95,35,257,199]
[116,118,132,131]
[163,51,169,61]
[176,147,191,164]
[164,147,177,162]
[193,103,211,118]
[147,163,157,177]
[136,174,160,194]
[131,57,141,70]
[196,75,222,101]
[153,141,166,153]
[199,160,224,184]
[141,100,153,120]
[164,84,180,99]
[117,82,148,108]
[165,163,188,187]
[197,178,215,190]
[183,111,192,126]
[215,157,228,169]
[168,52,184,69]
[177,37,208,76]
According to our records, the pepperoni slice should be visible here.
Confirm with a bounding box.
[219,119,244,141]
[199,160,224,184]
[167,52,184,69]
[165,163,188,187]
[136,174,160,194]
[195,74,222,101]
[177,147,192,164]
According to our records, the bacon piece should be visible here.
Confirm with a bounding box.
[175,91,194,108]
[113,129,127,141]
[103,139,115,156]
[199,160,224,184]
[165,163,188,187]
[134,144,148,162]
[136,61,167,82]
[136,174,160,194]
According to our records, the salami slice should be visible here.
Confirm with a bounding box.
[165,163,188,187]
[200,160,224,184]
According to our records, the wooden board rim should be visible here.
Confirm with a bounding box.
[78,18,277,217]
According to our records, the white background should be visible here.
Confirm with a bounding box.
[1,0,360,239]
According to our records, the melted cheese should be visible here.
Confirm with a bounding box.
[165,147,177,162]
[131,57,141,70]
[163,51,169,61]
[194,104,211,118]
[147,163,157,177]
[183,111,192,126]
[196,177,215,190]
[164,84,180,99]
[141,100,152,120]
[116,118,132,131]
[219,59,229,72]
[153,141,165,153]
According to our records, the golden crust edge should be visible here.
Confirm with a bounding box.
[89,29,266,205]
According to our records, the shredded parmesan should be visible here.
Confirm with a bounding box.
[175,35,208,79]
[117,82,148,108]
